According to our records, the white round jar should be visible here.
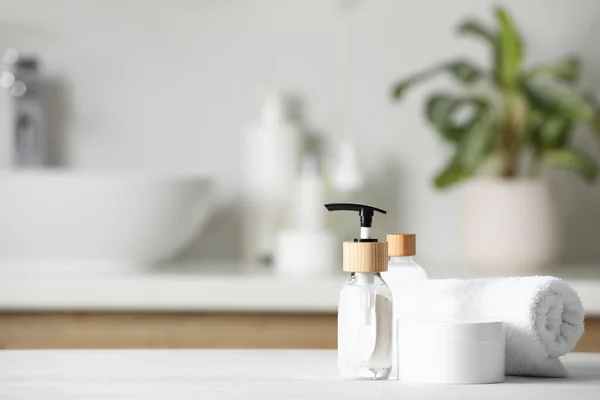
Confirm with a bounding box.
[397,320,505,384]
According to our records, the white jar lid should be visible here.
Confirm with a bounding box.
[397,320,504,343]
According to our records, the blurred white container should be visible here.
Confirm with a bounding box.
[327,141,366,244]
[242,93,301,264]
[0,171,212,271]
[273,230,337,274]
[463,178,560,275]
[273,155,338,274]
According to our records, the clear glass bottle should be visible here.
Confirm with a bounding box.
[338,272,393,380]
[325,202,392,380]
[381,234,427,318]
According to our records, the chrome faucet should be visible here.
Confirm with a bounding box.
[0,48,46,168]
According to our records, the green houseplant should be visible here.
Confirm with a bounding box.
[391,7,600,188]
[390,7,600,273]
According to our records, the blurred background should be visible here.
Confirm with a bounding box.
[0,0,599,350]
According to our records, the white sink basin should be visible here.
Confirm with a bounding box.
[0,172,212,269]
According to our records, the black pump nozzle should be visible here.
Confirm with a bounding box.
[324,203,387,242]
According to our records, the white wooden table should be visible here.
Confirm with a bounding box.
[1,350,599,399]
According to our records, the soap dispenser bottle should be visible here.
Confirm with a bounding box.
[325,203,393,380]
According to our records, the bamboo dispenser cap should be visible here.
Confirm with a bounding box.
[343,241,388,272]
[324,203,388,273]
[387,233,416,256]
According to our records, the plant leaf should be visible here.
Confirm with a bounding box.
[391,78,417,100]
[457,19,496,44]
[428,94,496,189]
[434,157,473,189]
[391,68,438,100]
[524,77,597,123]
[425,93,489,142]
[446,60,483,85]
[495,7,523,87]
[391,60,484,101]
[457,116,496,168]
[582,93,600,136]
[545,148,598,182]
[532,115,571,149]
[524,57,580,83]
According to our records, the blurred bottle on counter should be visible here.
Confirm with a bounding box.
[273,153,338,274]
[327,141,367,243]
[294,154,325,230]
[242,93,301,265]
[0,48,46,169]
[329,141,365,194]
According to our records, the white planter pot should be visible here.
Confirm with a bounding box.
[463,179,560,275]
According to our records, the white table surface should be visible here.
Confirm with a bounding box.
[0,350,599,399]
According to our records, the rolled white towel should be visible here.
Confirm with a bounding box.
[395,276,585,377]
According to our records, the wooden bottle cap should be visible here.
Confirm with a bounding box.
[387,233,416,256]
[342,241,388,272]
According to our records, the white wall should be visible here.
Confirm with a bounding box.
[1,0,599,265]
